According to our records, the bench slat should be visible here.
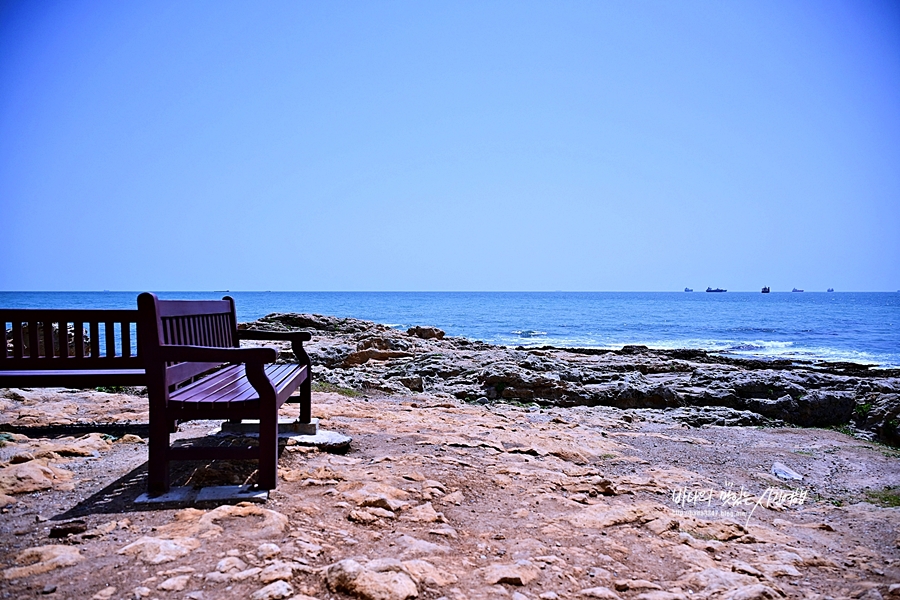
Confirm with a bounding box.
[28,321,39,358]
[156,299,232,318]
[74,322,84,359]
[171,365,248,405]
[169,364,306,410]
[90,322,100,357]
[122,322,131,358]
[12,322,23,359]
[0,369,146,388]
[169,446,258,461]
[0,309,138,321]
[43,320,53,358]
[175,366,260,406]
[105,321,115,358]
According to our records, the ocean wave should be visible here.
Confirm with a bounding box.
[512,330,547,338]
[490,334,899,368]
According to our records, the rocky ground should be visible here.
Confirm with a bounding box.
[249,313,900,444]
[1,315,899,600]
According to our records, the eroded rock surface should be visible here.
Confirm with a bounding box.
[239,313,900,443]
[0,391,898,599]
[0,313,898,599]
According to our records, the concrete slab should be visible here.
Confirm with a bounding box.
[220,418,319,436]
[134,486,196,505]
[134,485,268,506]
[285,429,352,452]
[195,485,268,504]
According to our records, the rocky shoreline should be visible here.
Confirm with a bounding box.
[1,313,899,600]
[242,313,900,445]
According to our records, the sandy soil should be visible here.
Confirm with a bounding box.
[1,388,899,600]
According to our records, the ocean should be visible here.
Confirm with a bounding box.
[1,291,898,368]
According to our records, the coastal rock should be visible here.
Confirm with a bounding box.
[480,560,540,585]
[401,559,457,586]
[239,312,900,442]
[407,326,445,340]
[668,406,771,427]
[2,545,84,579]
[198,504,288,539]
[722,585,783,600]
[157,575,190,591]
[5,323,90,358]
[0,459,74,495]
[325,558,418,600]
[857,393,900,444]
[343,349,414,367]
[789,389,856,426]
[251,580,294,600]
[117,536,201,563]
[579,587,623,599]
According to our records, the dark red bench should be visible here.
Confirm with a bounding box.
[137,293,312,493]
[0,309,146,388]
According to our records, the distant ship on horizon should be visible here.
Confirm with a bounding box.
[706,287,726,293]
[827,288,834,292]
[792,288,804,292]
[761,286,770,293]
[684,287,693,292]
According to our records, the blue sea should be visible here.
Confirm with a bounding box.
[1,292,898,368]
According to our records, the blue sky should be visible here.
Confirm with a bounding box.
[1,1,898,292]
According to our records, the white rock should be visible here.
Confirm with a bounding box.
[402,559,457,586]
[91,587,116,600]
[257,543,281,559]
[631,592,687,600]
[231,567,263,581]
[723,584,784,600]
[771,462,802,481]
[579,588,622,600]
[117,536,200,564]
[481,561,539,586]
[401,502,445,523]
[157,575,190,591]
[3,545,84,579]
[259,561,294,583]
[217,556,248,572]
[325,558,419,600]
[395,534,450,556]
[250,580,294,600]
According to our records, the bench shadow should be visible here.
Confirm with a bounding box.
[52,461,152,520]
[52,442,276,521]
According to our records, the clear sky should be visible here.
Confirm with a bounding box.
[1,1,898,292]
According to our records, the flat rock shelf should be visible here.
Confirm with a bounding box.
[0,313,898,599]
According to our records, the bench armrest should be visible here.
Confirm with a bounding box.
[236,330,312,343]
[158,345,277,364]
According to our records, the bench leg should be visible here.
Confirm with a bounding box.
[299,372,312,423]
[258,398,279,490]
[149,408,170,494]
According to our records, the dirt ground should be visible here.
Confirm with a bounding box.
[1,389,899,600]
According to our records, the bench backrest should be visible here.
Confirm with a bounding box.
[0,309,142,371]
[137,292,238,389]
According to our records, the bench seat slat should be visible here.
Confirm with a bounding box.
[170,365,247,404]
[0,369,146,388]
[173,365,267,406]
[169,363,307,412]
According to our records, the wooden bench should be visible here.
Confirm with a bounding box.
[137,293,312,493]
[0,309,146,388]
